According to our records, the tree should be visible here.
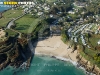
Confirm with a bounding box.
[94,54,100,63]
[61,29,68,43]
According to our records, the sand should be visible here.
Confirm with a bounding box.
[0,29,5,38]
[32,36,78,62]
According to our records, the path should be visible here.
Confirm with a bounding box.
[6,13,26,29]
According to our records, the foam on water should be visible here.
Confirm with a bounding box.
[35,52,96,75]
[55,56,77,65]
[0,55,87,75]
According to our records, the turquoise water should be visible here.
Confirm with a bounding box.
[0,55,86,75]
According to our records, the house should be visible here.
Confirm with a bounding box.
[97,40,100,45]
[50,25,61,35]
[68,10,75,14]
[98,26,100,30]
[54,3,56,5]
[50,14,53,18]
[44,6,50,11]
[81,35,87,45]
[74,37,78,42]
[95,30,99,34]
[74,1,86,7]
[81,11,85,14]
[37,12,43,16]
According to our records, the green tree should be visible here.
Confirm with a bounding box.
[61,29,68,43]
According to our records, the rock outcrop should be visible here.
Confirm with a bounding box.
[76,55,100,75]
[0,37,32,70]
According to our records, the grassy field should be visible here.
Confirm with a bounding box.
[79,34,100,56]
[80,51,96,65]
[0,18,11,27]
[15,14,41,33]
[0,7,23,27]
[5,29,18,37]
[89,34,100,47]
[80,49,100,68]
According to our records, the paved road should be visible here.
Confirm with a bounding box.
[6,13,26,29]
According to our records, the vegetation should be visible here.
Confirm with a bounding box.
[5,29,17,37]
[49,3,73,14]
[61,29,68,43]
[30,22,43,40]
[78,34,100,68]
[15,14,41,33]
[0,7,22,27]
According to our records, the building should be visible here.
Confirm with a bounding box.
[37,12,43,16]
[74,1,86,7]
[97,40,100,45]
[68,10,75,14]
[50,25,61,35]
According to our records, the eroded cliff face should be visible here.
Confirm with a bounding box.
[76,55,100,75]
[0,37,32,70]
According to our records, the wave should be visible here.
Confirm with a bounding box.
[35,52,96,75]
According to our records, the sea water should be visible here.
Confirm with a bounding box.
[0,55,86,75]
[0,0,11,12]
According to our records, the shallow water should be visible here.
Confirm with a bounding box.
[0,55,86,75]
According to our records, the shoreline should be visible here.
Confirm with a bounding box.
[35,51,90,75]
[33,36,89,75]
[35,52,78,65]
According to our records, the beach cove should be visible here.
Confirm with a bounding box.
[0,55,86,75]
[0,36,87,75]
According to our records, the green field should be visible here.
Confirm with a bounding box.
[89,34,100,47]
[0,7,23,27]
[15,14,41,33]
[5,29,17,37]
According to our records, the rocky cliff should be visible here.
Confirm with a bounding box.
[0,36,32,70]
[76,55,100,75]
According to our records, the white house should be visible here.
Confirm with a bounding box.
[50,14,53,18]
[37,12,43,16]
[68,10,75,14]
[44,6,50,11]
[74,37,78,42]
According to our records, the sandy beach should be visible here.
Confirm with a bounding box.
[33,36,78,62]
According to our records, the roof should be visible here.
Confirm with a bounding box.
[98,40,100,44]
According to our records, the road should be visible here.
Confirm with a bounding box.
[6,13,26,29]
